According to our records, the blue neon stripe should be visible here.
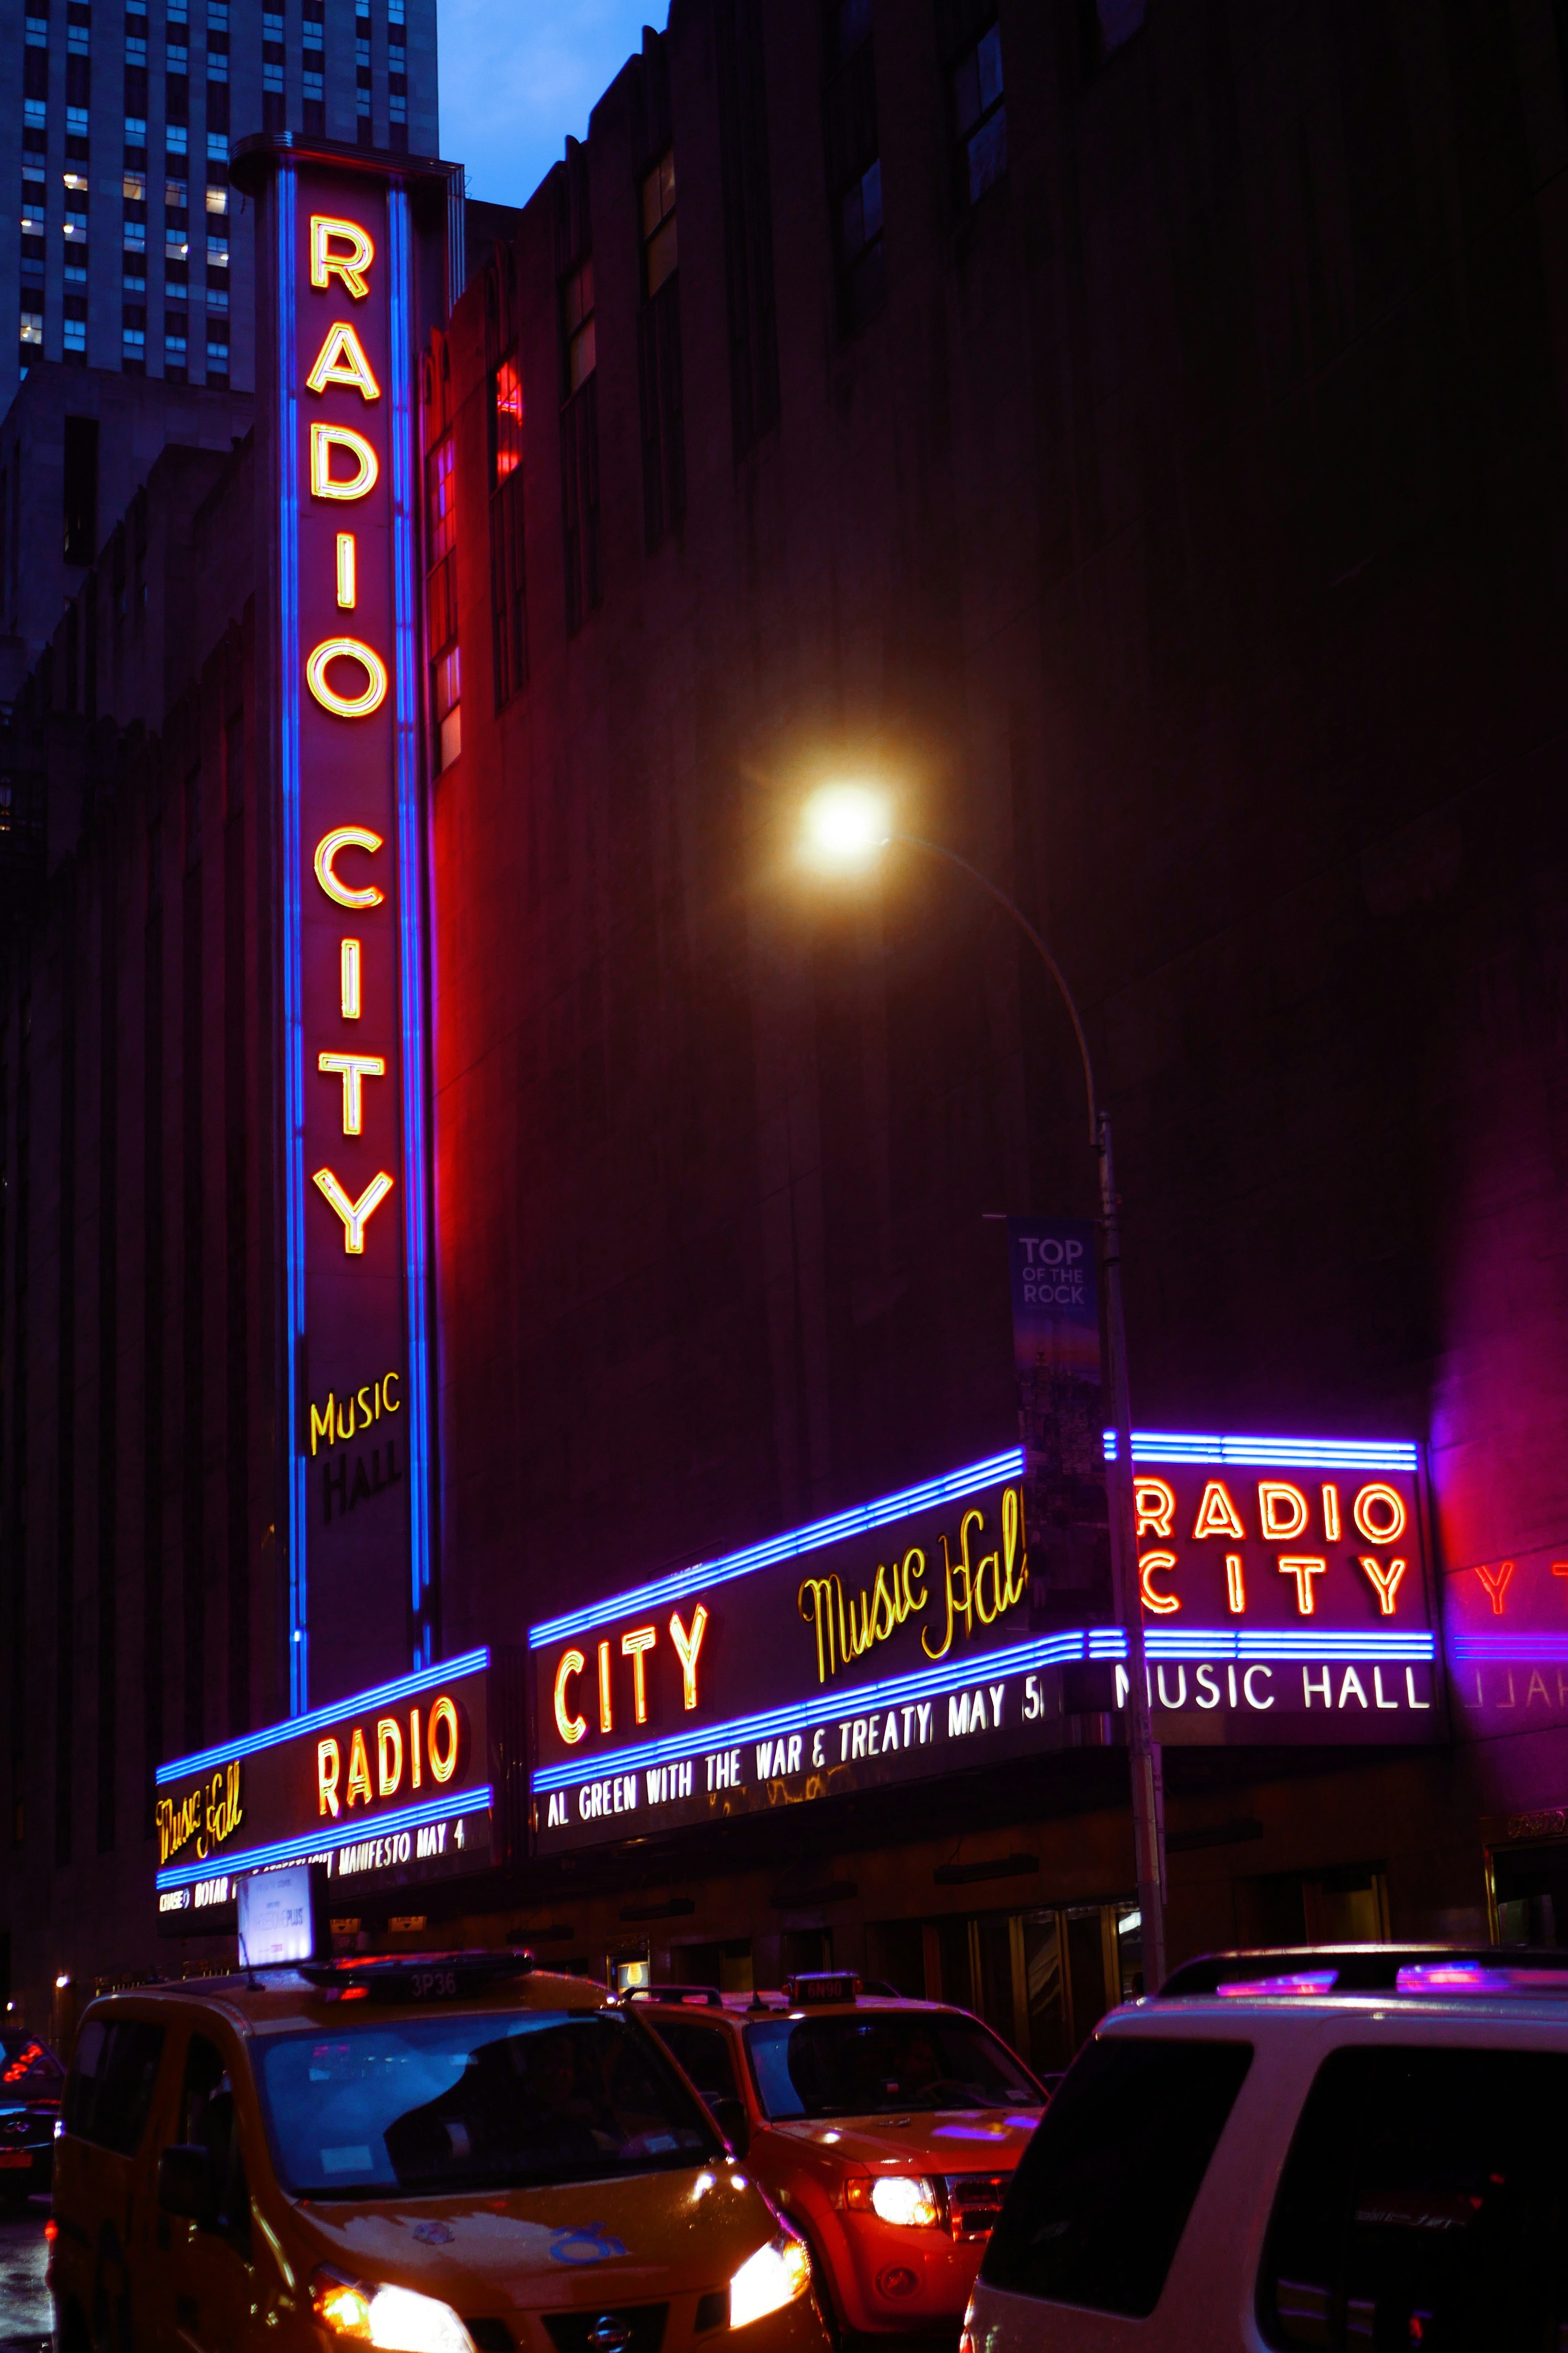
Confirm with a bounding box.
[1144,1627,1434,1662]
[157,1784,494,1890]
[1103,1431,1419,1470]
[387,183,433,1643]
[276,164,308,1714]
[1447,1635,1568,1664]
[531,1625,1127,1795]
[528,1451,1027,1648]
[156,1647,491,1784]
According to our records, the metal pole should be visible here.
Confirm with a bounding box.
[892,834,1168,1988]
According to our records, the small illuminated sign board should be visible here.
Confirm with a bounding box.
[528,1432,1439,1854]
[237,1863,326,1967]
[153,1649,524,1936]
[237,133,456,1707]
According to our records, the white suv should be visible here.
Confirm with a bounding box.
[963,1945,1568,2352]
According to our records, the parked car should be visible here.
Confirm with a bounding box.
[964,1943,1568,2352]
[48,1952,831,2353]
[0,2030,62,2201]
[633,1973,1048,2341]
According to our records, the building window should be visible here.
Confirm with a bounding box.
[1083,0,1145,69]
[559,257,600,631]
[425,426,460,769]
[716,0,780,458]
[948,16,1005,205]
[637,150,685,551]
[489,347,527,708]
[823,0,885,336]
[19,315,43,349]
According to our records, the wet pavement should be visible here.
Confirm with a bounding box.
[0,2202,49,2350]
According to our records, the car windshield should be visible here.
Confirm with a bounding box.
[0,2037,62,2093]
[254,2009,720,2198]
[744,2009,1041,2119]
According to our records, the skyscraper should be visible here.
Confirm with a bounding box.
[2,0,437,411]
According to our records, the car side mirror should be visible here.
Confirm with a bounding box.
[157,2143,217,2223]
[710,2096,750,2157]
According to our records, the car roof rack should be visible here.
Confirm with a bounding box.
[621,1984,724,2008]
[1159,1944,1568,1999]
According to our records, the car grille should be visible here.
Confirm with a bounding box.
[944,2172,1010,2239]
[541,2305,668,2353]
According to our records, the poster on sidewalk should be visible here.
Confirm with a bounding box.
[1007,1216,1115,1628]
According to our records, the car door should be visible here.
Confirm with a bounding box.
[53,2009,172,2353]
[647,2015,748,2137]
[145,2023,256,2353]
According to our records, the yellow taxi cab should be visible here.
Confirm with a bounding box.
[631,1975,1047,2342]
[47,1951,830,2353]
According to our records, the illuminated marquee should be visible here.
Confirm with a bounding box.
[528,1431,1440,1853]
[152,1649,524,1934]
[240,136,452,1709]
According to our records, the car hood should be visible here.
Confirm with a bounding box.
[291,2158,777,2311]
[767,2108,1042,2171]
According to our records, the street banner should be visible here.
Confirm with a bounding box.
[1007,1217,1115,1627]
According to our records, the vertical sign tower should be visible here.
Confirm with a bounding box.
[238,134,461,1711]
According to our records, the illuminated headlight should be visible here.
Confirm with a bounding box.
[729,2232,812,2328]
[869,2176,941,2230]
[312,2272,475,2352]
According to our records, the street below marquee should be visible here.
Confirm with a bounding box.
[0,2204,50,2353]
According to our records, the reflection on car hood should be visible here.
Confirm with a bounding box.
[292,2157,775,2310]
[768,2109,1042,2169]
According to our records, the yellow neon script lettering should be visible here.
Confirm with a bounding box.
[1357,1555,1408,1617]
[306,637,388,719]
[554,1650,587,1745]
[621,1625,657,1723]
[428,1695,460,1782]
[337,531,357,607]
[317,1737,341,1819]
[376,1715,403,1795]
[203,1762,242,1854]
[310,214,375,298]
[1352,1482,1407,1543]
[668,1605,708,1710]
[310,421,379,501]
[312,1166,394,1254]
[306,319,382,399]
[1192,1480,1247,1540]
[318,1050,386,1136]
[341,937,362,1017]
[1258,1481,1309,1540]
[1139,1550,1180,1614]
[1278,1556,1328,1616]
[315,825,385,907]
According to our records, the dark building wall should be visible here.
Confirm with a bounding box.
[428,0,1568,1933]
[0,439,279,2015]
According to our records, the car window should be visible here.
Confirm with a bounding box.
[180,2032,250,2257]
[981,2035,1252,2318]
[0,2037,62,2092]
[743,2009,1040,2119]
[64,2018,166,2156]
[254,2009,721,2198]
[1259,2045,1568,2349]
[648,2018,741,2107]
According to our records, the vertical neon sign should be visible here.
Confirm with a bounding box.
[248,139,442,1712]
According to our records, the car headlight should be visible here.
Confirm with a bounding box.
[729,2231,812,2328]
[849,2174,940,2229]
[312,2271,475,2353]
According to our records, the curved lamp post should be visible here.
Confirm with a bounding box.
[801,785,1167,1990]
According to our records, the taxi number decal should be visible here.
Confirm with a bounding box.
[408,1970,459,1999]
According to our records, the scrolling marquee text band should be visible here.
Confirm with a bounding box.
[305,219,395,1255]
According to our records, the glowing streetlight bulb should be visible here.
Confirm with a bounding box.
[802,784,890,868]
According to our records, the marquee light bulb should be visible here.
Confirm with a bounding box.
[802,785,891,869]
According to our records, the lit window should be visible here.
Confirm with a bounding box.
[123,170,147,201]
[425,426,461,769]
[561,257,594,393]
[493,354,522,482]
[205,182,226,213]
[206,232,228,266]
[950,21,1005,204]
[21,201,46,236]
[640,150,676,298]
[20,314,43,346]
[123,219,147,248]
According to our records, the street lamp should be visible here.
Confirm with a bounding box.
[800,785,1168,1989]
